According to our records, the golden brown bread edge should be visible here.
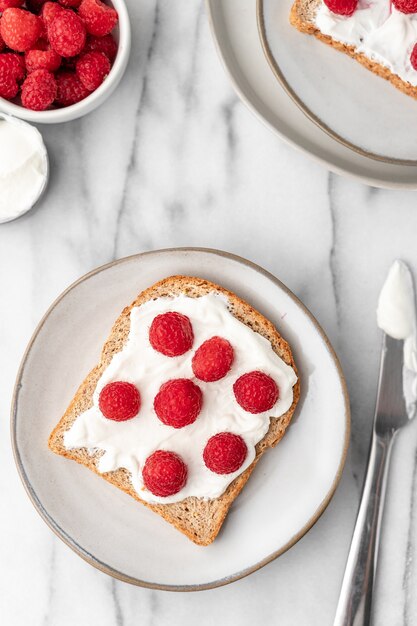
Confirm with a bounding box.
[48,276,300,546]
[290,0,417,100]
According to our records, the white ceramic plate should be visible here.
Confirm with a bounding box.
[206,0,417,188]
[12,248,350,590]
[259,0,417,164]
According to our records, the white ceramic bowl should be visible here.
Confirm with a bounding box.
[0,0,131,124]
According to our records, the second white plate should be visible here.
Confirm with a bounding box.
[206,0,417,188]
[12,249,349,590]
[259,0,417,163]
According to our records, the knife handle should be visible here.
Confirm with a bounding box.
[333,430,396,626]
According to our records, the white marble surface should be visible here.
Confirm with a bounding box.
[1,1,417,624]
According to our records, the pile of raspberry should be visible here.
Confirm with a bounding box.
[98,311,281,498]
[0,0,118,111]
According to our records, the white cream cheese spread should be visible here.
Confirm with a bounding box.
[0,115,48,223]
[314,1,417,87]
[377,259,417,416]
[64,294,298,504]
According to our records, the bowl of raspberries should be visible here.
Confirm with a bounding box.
[0,0,130,122]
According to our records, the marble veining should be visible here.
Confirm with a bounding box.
[111,578,124,626]
[327,173,342,334]
[1,1,417,625]
[403,448,417,626]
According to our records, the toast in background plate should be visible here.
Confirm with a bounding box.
[290,0,417,100]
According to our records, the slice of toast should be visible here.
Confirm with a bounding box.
[290,0,417,100]
[49,276,300,546]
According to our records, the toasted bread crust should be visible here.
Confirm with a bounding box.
[49,276,300,546]
[290,0,417,100]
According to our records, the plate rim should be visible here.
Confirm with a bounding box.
[257,0,417,167]
[10,247,351,592]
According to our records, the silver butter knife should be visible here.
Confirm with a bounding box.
[334,261,417,626]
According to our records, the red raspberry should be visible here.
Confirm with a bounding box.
[233,371,279,414]
[0,0,24,11]
[25,0,47,13]
[392,0,417,12]
[0,31,5,51]
[192,336,234,382]
[41,1,63,28]
[55,70,89,105]
[98,381,141,421]
[154,378,202,428]
[203,433,247,475]
[323,0,357,16]
[0,51,25,98]
[78,0,118,37]
[142,450,187,497]
[26,45,61,72]
[21,67,55,109]
[85,33,117,63]
[48,9,86,57]
[1,8,42,52]
[58,0,81,6]
[411,44,417,71]
[76,50,109,91]
[149,312,194,357]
